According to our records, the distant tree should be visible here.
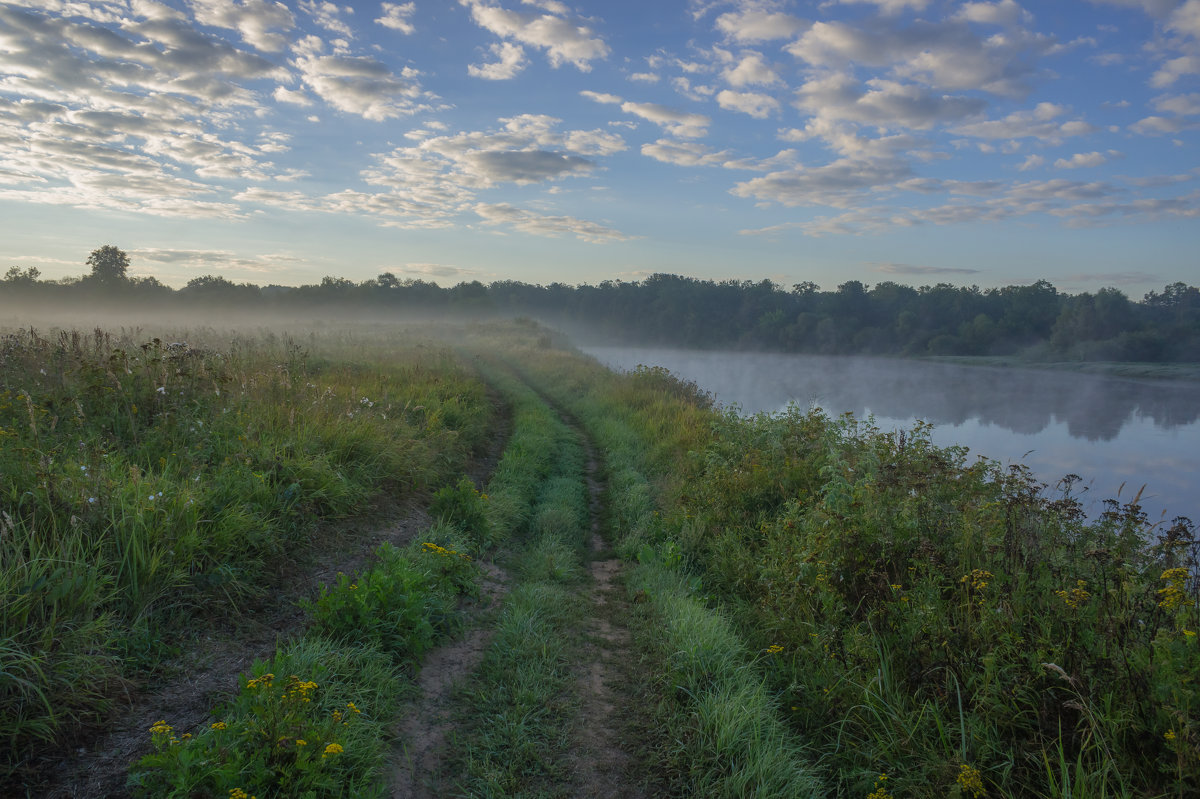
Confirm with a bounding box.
[86,245,130,284]
[3,266,40,284]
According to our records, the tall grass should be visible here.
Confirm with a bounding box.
[0,326,492,779]
[491,322,1199,797]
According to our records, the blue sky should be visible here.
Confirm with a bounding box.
[1,0,1198,293]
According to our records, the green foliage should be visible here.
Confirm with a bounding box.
[0,327,491,777]
[304,542,471,665]
[430,475,491,541]
[128,638,402,798]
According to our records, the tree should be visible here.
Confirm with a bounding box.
[86,245,130,283]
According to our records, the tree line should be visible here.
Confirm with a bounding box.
[3,246,1199,362]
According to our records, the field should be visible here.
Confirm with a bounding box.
[1,321,1197,798]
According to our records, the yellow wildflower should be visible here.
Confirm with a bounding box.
[296,739,307,747]
[960,569,993,592]
[866,773,891,799]
[1055,580,1091,609]
[149,720,173,736]
[1165,729,1177,742]
[765,644,784,655]
[1158,568,1189,610]
[211,722,227,730]
[322,742,344,759]
[957,764,985,798]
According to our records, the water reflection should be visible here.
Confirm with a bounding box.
[584,347,1200,523]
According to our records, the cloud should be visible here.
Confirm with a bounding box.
[291,35,428,120]
[716,89,779,118]
[580,90,622,104]
[1054,150,1120,169]
[787,17,1055,98]
[1086,0,1178,17]
[1017,154,1045,171]
[953,0,1033,27]
[723,52,780,87]
[399,262,489,280]
[870,261,981,274]
[641,139,731,167]
[952,103,1096,140]
[468,41,527,79]
[298,0,353,38]
[835,0,931,13]
[273,85,313,105]
[1152,55,1200,87]
[189,0,295,52]
[1153,92,1200,115]
[460,0,609,71]
[620,102,710,138]
[794,73,987,130]
[714,9,808,42]
[473,202,632,242]
[376,2,416,33]
[1130,114,1190,134]
[730,156,914,208]
[1060,270,1164,285]
[132,246,304,273]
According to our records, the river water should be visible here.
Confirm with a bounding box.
[584,347,1200,527]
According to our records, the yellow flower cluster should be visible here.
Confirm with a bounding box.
[322,742,344,759]
[149,720,173,737]
[1158,568,1189,610]
[246,673,275,690]
[1055,580,1091,609]
[284,675,318,702]
[765,644,784,654]
[960,569,993,592]
[229,789,257,799]
[866,773,892,799]
[422,541,471,561]
[1165,729,1177,742]
[957,764,985,798]
[210,721,227,730]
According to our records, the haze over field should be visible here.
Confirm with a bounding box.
[2,0,1199,292]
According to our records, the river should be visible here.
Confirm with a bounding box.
[584,347,1200,527]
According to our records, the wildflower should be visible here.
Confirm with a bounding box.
[765,644,784,655]
[296,739,307,747]
[866,773,891,799]
[957,764,985,798]
[149,720,173,736]
[1184,630,1197,639]
[1158,568,1189,610]
[1055,580,1091,610]
[1165,729,1177,741]
[346,702,360,714]
[88,497,97,503]
[960,569,993,592]
[322,742,344,759]
[210,722,227,730]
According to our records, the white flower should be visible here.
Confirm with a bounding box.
[156,386,166,395]
[88,497,97,504]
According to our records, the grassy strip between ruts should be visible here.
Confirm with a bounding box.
[0,327,492,783]
[472,326,823,799]
[442,359,592,797]
[490,321,1200,798]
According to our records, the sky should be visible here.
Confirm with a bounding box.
[1,0,1198,293]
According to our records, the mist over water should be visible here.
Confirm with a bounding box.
[585,347,1200,526]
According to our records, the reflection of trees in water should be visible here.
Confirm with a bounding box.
[601,350,1200,442]
[786,359,1200,442]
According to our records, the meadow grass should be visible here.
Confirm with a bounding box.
[491,322,1199,798]
[0,326,492,780]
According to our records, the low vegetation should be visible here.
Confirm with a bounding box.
[2,319,1196,797]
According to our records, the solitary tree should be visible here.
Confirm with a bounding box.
[86,245,130,283]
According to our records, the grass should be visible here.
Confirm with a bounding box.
[0,326,492,782]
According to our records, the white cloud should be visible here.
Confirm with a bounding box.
[717,89,779,118]
[473,202,632,242]
[1053,150,1120,169]
[376,2,416,34]
[1152,55,1200,87]
[1154,92,1200,114]
[299,0,353,38]
[723,52,780,87]
[835,0,930,12]
[620,102,710,138]
[1168,0,1200,38]
[468,42,527,79]
[954,0,1032,27]
[460,0,609,71]
[1130,114,1190,134]
[188,0,295,53]
[1017,154,1045,171]
[794,73,987,130]
[291,35,427,120]
[641,139,730,167]
[714,9,808,43]
[273,85,313,105]
[1086,0,1179,17]
[953,104,1096,140]
[730,156,913,208]
[629,72,660,83]
[580,90,622,104]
